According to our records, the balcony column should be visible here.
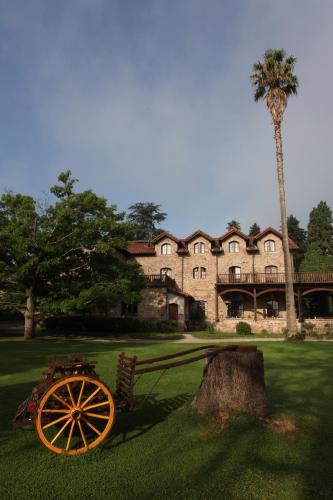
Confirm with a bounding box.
[253,288,257,321]
[297,287,303,323]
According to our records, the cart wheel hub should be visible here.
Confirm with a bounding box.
[71,408,82,421]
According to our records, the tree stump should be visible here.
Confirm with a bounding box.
[192,347,269,418]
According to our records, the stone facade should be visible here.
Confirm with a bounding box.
[127,227,299,332]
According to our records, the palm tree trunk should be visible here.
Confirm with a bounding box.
[274,123,298,337]
[24,287,35,340]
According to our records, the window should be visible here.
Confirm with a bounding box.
[229,241,239,253]
[194,242,205,254]
[160,267,172,277]
[265,265,278,274]
[264,240,275,252]
[191,300,207,319]
[266,300,279,318]
[229,266,241,282]
[226,301,244,318]
[161,243,171,255]
[121,302,138,315]
[193,267,207,279]
[265,265,278,283]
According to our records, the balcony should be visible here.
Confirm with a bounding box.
[216,271,333,285]
[143,274,178,291]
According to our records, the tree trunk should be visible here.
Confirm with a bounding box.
[274,123,298,338]
[24,288,35,340]
[192,348,269,418]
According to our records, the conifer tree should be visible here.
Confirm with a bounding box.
[248,222,261,236]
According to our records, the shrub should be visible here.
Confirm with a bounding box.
[155,320,178,333]
[206,323,218,334]
[325,322,333,337]
[302,321,316,335]
[236,321,252,336]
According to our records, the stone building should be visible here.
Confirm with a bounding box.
[125,227,333,333]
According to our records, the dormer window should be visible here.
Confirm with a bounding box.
[229,241,239,253]
[194,242,205,254]
[161,243,171,255]
[264,240,275,252]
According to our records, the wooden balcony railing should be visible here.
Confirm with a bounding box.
[216,271,333,285]
[143,274,178,290]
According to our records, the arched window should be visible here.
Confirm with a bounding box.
[229,266,241,282]
[266,300,279,317]
[160,267,172,277]
[193,267,207,279]
[265,265,278,283]
[229,241,239,253]
[194,242,205,254]
[161,243,171,255]
[264,240,275,252]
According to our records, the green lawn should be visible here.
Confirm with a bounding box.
[1,338,333,499]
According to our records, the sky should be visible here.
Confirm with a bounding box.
[0,0,332,238]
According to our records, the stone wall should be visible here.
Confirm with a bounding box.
[135,231,289,324]
[137,288,168,321]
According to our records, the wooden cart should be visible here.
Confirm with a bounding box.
[13,344,256,455]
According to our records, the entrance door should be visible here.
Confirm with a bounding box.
[168,303,178,320]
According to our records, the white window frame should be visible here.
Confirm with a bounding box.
[229,241,240,253]
[161,243,171,255]
[264,240,275,252]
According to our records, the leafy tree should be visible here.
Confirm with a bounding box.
[287,215,307,247]
[251,49,299,338]
[306,201,333,256]
[0,171,144,339]
[300,201,333,273]
[127,202,167,240]
[299,245,333,273]
[287,214,306,271]
[248,222,261,236]
[226,220,241,231]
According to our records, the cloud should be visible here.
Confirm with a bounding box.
[0,0,332,237]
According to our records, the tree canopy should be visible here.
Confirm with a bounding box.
[300,201,333,273]
[127,202,167,240]
[248,223,261,236]
[226,220,241,231]
[250,49,298,124]
[0,171,144,339]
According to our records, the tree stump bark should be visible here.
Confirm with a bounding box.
[192,347,269,418]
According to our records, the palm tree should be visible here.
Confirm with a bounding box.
[250,49,298,338]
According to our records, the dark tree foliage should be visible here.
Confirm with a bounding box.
[306,201,333,256]
[226,220,241,231]
[127,202,167,240]
[300,202,333,273]
[286,215,306,271]
[0,171,144,339]
[287,215,306,247]
[248,223,261,236]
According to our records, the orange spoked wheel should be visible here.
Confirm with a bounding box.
[35,375,115,455]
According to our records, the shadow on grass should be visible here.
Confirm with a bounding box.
[104,393,190,450]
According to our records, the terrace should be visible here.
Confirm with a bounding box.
[216,271,333,285]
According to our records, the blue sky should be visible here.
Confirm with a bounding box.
[1,0,332,237]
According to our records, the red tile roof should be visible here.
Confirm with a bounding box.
[127,241,156,255]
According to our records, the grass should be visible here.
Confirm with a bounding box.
[1,337,333,499]
[191,330,284,339]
